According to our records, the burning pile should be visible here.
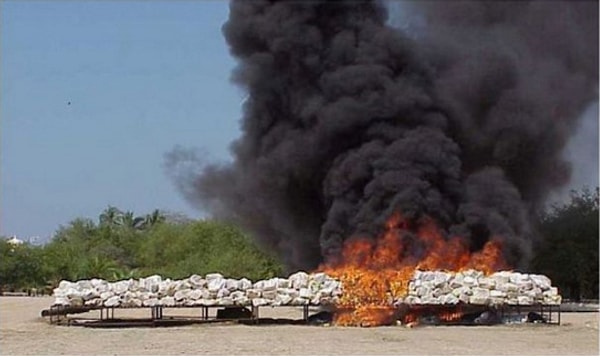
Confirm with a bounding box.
[320,213,557,326]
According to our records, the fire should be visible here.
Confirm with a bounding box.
[321,212,507,327]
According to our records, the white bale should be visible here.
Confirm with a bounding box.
[517,280,534,292]
[462,276,479,288]
[543,287,559,297]
[415,286,431,297]
[76,280,93,290]
[91,279,110,293]
[262,290,277,300]
[530,274,552,290]
[112,280,129,295]
[449,274,464,289]
[431,287,443,298]
[238,278,252,290]
[261,278,278,291]
[462,269,484,279]
[183,299,196,307]
[420,271,436,282]
[478,277,496,289]
[289,271,309,289]
[458,293,470,304]
[440,294,459,305]
[509,272,528,284]
[403,296,421,305]
[277,288,299,298]
[174,289,190,301]
[218,297,234,306]
[58,280,75,289]
[310,272,328,284]
[127,279,141,292]
[234,296,250,306]
[217,288,230,298]
[420,295,441,305]
[66,288,82,299]
[125,298,143,307]
[276,294,293,305]
[245,289,261,299]
[310,296,322,305]
[53,288,67,298]
[82,289,99,301]
[206,273,224,280]
[318,287,334,297]
[84,298,103,307]
[517,295,533,305]
[468,295,489,305]
[252,298,270,307]
[208,278,226,292]
[489,297,506,306]
[544,295,562,305]
[497,282,518,293]
[160,296,176,307]
[299,288,312,299]
[253,280,265,290]
[200,289,212,299]
[189,289,203,300]
[432,272,450,287]
[290,297,309,306]
[225,279,240,291]
[104,296,120,307]
[157,279,172,296]
[142,275,162,293]
[142,298,158,307]
[100,291,114,300]
[230,291,245,300]
[275,278,290,289]
[490,290,507,298]
[525,287,543,299]
[490,271,511,285]
[202,299,218,306]
[189,274,206,288]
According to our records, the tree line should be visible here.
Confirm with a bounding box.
[0,207,283,294]
[1,187,597,300]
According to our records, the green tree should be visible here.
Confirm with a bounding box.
[532,187,599,301]
[0,240,47,291]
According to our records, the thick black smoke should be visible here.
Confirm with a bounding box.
[168,0,598,272]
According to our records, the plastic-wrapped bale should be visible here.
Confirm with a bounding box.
[289,271,310,289]
[403,270,561,307]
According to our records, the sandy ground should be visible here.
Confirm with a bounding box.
[0,297,598,355]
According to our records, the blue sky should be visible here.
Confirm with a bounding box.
[1,1,243,242]
[1,1,597,243]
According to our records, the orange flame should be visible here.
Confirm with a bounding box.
[320,212,507,327]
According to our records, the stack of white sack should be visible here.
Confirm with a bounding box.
[397,270,561,306]
[51,271,343,308]
[51,269,561,308]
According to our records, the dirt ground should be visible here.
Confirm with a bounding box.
[0,297,598,355]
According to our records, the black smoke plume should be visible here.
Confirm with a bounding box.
[167,0,599,272]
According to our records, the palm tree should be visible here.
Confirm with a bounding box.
[143,209,166,229]
[121,211,145,230]
[99,206,124,227]
[81,256,119,280]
